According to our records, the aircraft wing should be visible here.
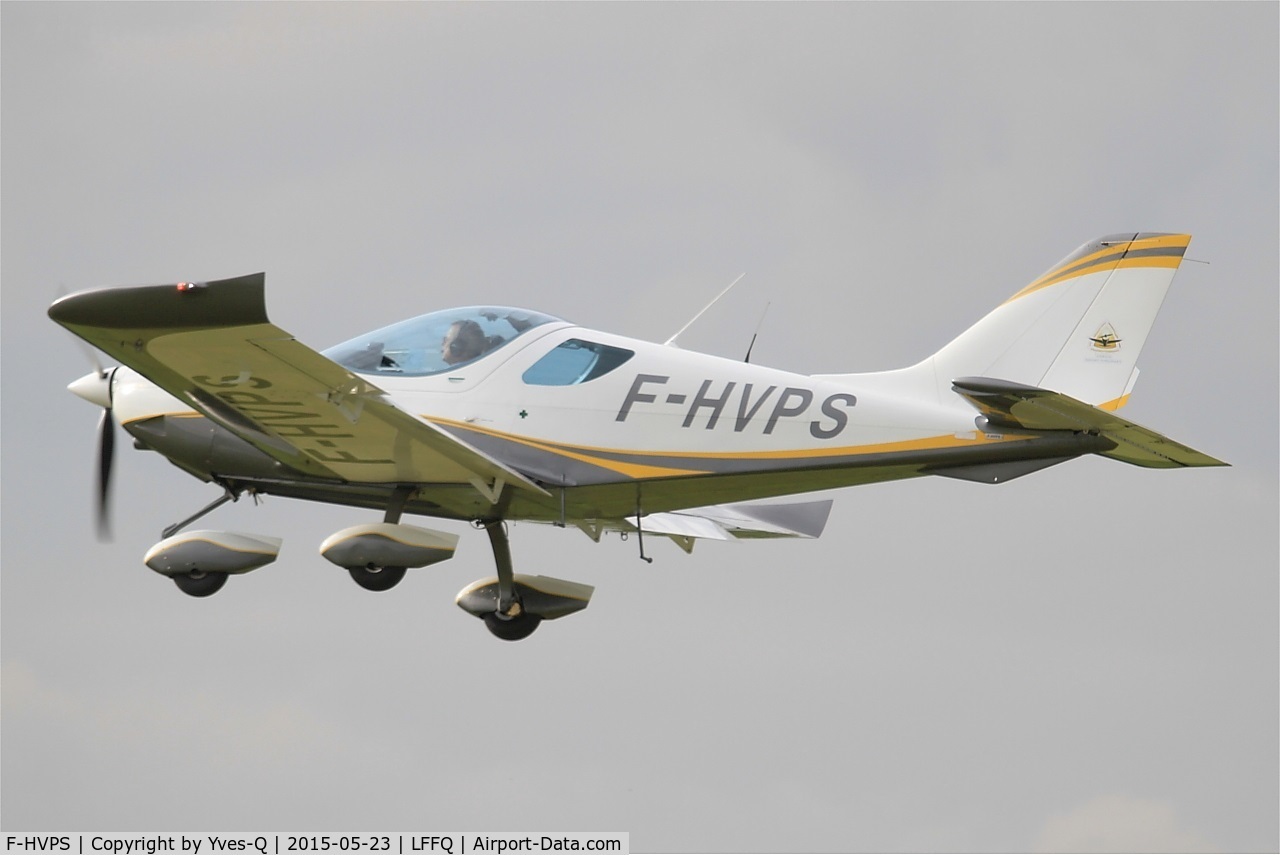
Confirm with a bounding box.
[48,274,548,495]
[952,377,1227,468]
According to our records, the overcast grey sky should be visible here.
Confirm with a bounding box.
[3,3,1276,852]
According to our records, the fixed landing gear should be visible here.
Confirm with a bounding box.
[481,520,533,641]
[483,610,542,641]
[321,486,458,592]
[148,488,592,636]
[172,570,228,598]
[146,487,279,598]
[145,528,282,598]
[455,521,594,641]
[347,564,407,592]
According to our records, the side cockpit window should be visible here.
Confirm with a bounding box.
[523,339,635,386]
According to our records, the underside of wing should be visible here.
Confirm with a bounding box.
[951,377,1228,468]
[48,274,547,495]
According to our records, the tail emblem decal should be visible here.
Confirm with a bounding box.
[1089,322,1122,351]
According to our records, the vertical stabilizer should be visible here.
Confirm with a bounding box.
[827,233,1191,410]
[930,233,1190,408]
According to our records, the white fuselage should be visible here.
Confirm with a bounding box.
[113,319,998,490]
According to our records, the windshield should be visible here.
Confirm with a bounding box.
[324,306,562,376]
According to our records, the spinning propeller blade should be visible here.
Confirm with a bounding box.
[68,366,117,540]
[96,404,116,540]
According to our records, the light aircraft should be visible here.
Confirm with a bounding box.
[49,232,1226,640]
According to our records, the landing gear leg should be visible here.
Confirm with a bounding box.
[480,521,542,641]
[161,485,240,538]
[347,486,415,592]
[383,485,414,526]
[456,521,591,641]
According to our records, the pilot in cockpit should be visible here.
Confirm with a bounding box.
[441,312,535,365]
[326,307,556,377]
[441,320,488,365]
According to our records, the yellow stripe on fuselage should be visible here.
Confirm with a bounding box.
[119,410,202,426]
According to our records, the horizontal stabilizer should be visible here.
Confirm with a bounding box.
[952,377,1227,469]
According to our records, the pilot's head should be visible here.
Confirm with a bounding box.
[442,319,486,365]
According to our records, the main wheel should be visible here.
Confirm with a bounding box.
[173,570,228,598]
[483,611,542,641]
[348,564,407,592]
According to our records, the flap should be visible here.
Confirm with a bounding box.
[699,499,834,539]
[49,274,548,494]
[633,513,733,541]
[623,499,834,541]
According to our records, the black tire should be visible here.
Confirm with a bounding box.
[348,565,407,592]
[173,570,228,598]
[483,611,542,641]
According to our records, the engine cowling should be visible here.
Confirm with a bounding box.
[319,522,458,570]
[144,530,282,576]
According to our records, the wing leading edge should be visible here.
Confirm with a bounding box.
[49,274,548,496]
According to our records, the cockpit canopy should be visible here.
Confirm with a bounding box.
[324,306,562,376]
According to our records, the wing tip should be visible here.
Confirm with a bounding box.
[48,273,268,331]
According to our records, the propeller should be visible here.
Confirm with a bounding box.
[54,286,123,539]
[68,366,118,540]
[96,404,116,538]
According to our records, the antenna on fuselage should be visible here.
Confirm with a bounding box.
[664,272,746,347]
[743,301,771,364]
